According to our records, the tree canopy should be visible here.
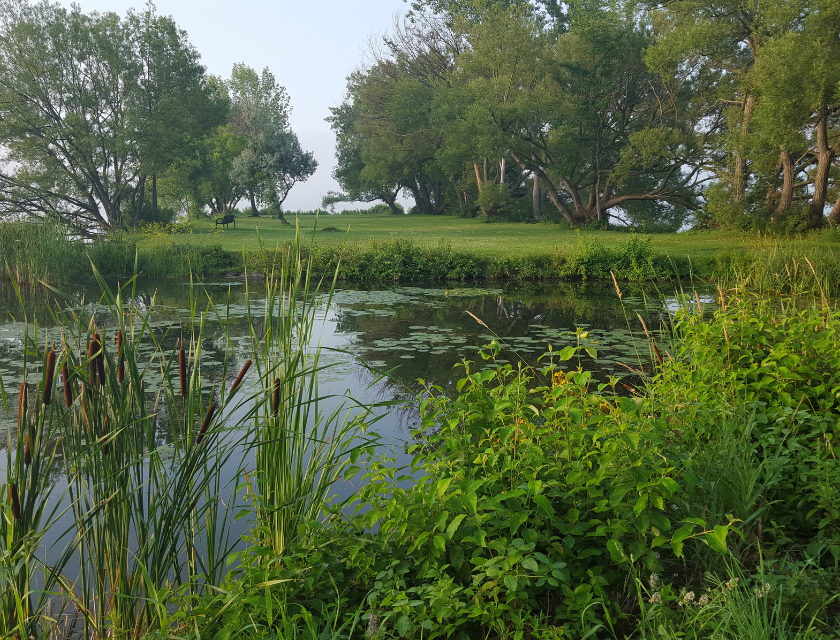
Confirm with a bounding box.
[0,1,316,234]
[330,0,840,229]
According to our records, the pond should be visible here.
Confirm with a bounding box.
[0,277,713,564]
[0,277,712,439]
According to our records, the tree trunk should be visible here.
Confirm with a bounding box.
[474,163,483,196]
[277,209,290,225]
[249,192,259,217]
[829,195,840,227]
[133,177,146,227]
[152,173,158,221]
[508,151,575,225]
[775,148,794,221]
[733,94,755,203]
[499,158,506,184]
[532,174,541,222]
[810,108,832,227]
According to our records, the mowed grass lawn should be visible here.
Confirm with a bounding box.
[152,214,840,261]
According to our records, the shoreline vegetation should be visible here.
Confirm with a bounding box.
[2,217,840,292]
[2,231,839,638]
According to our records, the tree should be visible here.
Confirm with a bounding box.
[437,0,703,226]
[0,1,221,234]
[227,64,316,223]
[645,0,840,229]
[130,4,226,223]
[325,73,403,214]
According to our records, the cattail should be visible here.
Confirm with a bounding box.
[92,334,106,386]
[179,348,187,396]
[9,483,21,520]
[81,393,91,433]
[89,338,98,385]
[272,377,281,416]
[196,402,217,444]
[117,330,125,383]
[62,364,73,407]
[102,416,109,456]
[24,435,31,466]
[43,349,57,405]
[229,360,252,396]
[17,382,27,433]
[653,344,664,366]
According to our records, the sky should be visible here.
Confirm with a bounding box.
[59,0,410,211]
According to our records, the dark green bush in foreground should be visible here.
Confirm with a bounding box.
[180,290,840,639]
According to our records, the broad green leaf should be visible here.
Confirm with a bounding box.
[521,557,539,572]
[447,514,467,539]
[433,535,446,553]
[707,525,729,554]
[396,615,410,637]
[533,495,555,518]
[559,346,577,360]
[509,512,529,536]
[504,574,519,592]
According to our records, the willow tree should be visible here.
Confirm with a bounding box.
[227,64,316,223]
[645,0,840,228]
[0,1,222,234]
[437,0,704,226]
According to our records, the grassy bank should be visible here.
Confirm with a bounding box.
[3,217,840,291]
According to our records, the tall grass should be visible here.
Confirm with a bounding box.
[0,220,82,285]
[245,228,380,556]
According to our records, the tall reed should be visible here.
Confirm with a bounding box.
[245,225,380,556]
[2,267,255,638]
[0,220,82,285]
[0,280,65,639]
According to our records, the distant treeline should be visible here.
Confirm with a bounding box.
[327,0,840,231]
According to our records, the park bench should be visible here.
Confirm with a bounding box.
[215,214,236,229]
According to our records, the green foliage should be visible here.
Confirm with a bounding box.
[560,234,665,281]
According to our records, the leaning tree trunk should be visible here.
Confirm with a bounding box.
[775,148,794,221]
[829,195,840,227]
[810,108,832,227]
[733,94,755,203]
[249,192,260,217]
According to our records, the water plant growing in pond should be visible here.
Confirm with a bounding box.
[0,227,381,638]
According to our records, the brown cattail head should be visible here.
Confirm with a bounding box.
[179,348,187,397]
[89,338,98,384]
[196,402,217,445]
[117,330,125,383]
[43,349,57,405]
[62,364,73,408]
[229,360,252,396]
[102,416,110,456]
[272,377,281,416]
[81,394,90,433]
[653,344,664,366]
[17,382,27,433]
[9,483,20,520]
[24,435,31,465]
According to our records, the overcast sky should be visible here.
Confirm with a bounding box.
[59,0,409,210]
